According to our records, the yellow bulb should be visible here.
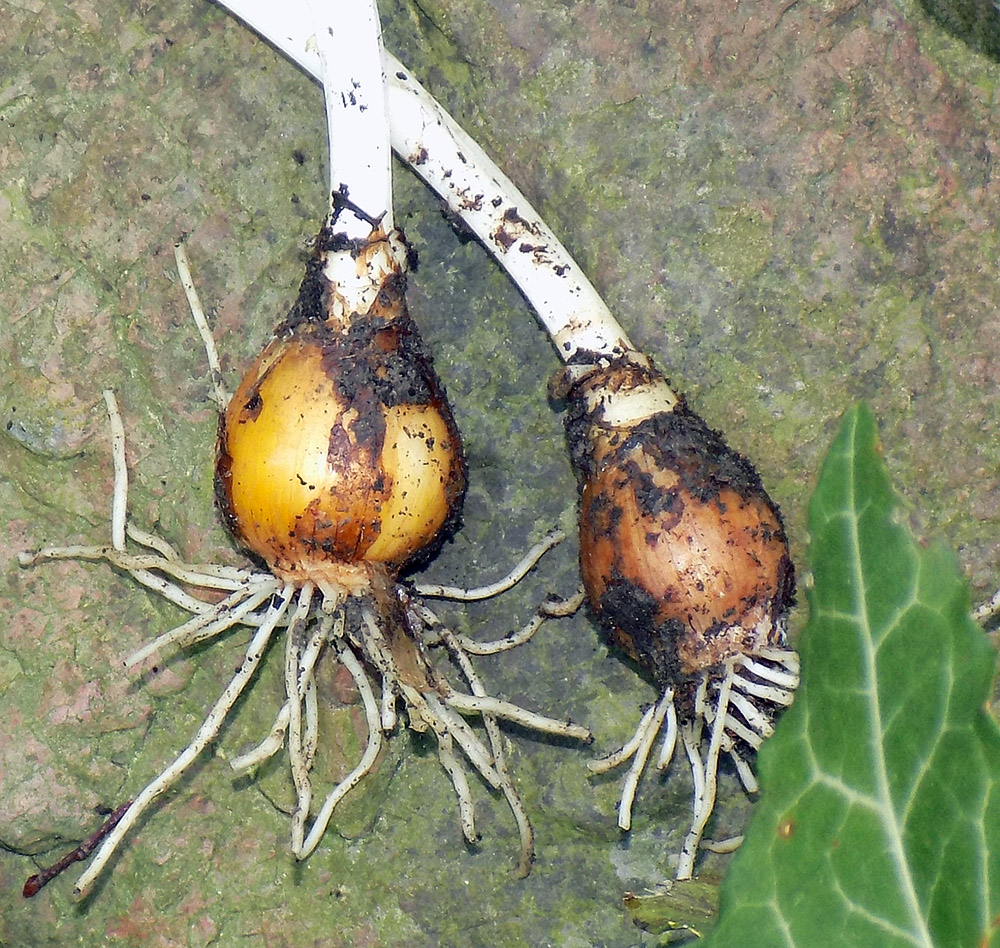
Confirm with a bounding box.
[365,403,461,562]
[215,317,465,588]
[563,360,794,683]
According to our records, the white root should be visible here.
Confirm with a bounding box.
[737,653,800,689]
[588,699,663,775]
[417,589,585,657]
[125,583,282,668]
[285,584,317,856]
[301,616,335,770]
[420,691,504,790]
[230,702,290,772]
[615,689,673,833]
[74,586,293,898]
[676,667,734,881]
[104,390,128,551]
[724,744,759,795]
[700,834,744,854]
[730,671,796,706]
[359,585,585,874]
[587,688,676,833]
[295,640,384,860]
[726,690,775,736]
[435,731,479,843]
[655,699,678,770]
[21,544,270,593]
[444,692,591,742]
[356,594,587,877]
[588,645,800,880]
[378,673,398,733]
[173,241,229,410]
[412,529,565,601]
[438,627,534,876]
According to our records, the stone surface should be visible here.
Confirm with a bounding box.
[2,0,999,945]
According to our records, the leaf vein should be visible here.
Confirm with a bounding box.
[845,420,934,948]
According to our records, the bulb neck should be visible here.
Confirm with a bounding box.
[558,356,680,483]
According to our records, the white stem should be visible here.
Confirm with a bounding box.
[385,61,631,363]
[212,0,635,363]
[306,0,391,235]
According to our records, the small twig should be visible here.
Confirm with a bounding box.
[22,801,132,898]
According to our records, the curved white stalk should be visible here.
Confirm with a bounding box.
[385,63,633,365]
[212,0,639,366]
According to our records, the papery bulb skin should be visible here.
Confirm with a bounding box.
[559,358,794,689]
[215,221,466,590]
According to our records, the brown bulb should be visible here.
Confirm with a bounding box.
[215,224,466,591]
[560,358,794,687]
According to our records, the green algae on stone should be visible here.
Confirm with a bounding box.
[5,0,1000,945]
[699,204,774,281]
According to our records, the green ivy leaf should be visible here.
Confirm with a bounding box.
[705,403,1000,948]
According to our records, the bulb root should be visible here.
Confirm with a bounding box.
[21,390,584,895]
